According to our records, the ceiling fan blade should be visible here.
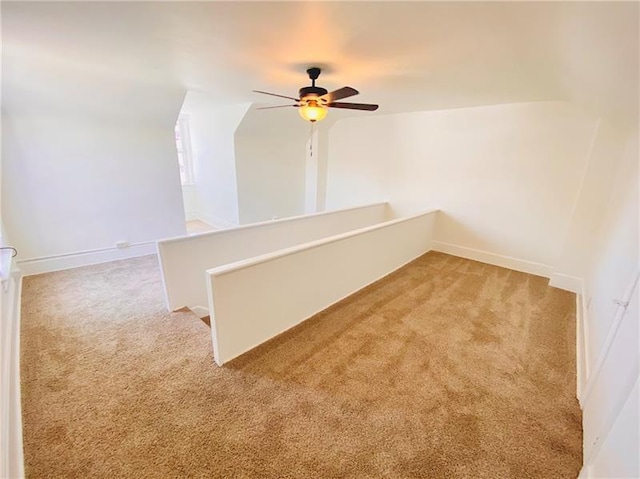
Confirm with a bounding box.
[253,90,300,101]
[328,102,379,111]
[256,105,298,110]
[320,86,359,102]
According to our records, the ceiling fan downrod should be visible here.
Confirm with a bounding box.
[307,67,321,87]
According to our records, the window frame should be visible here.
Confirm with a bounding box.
[175,115,195,186]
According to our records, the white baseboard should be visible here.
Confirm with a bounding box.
[198,212,237,230]
[184,210,200,222]
[549,272,583,293]
[578,465,591,478]
[431,241,553,278]
[190,306,209,318]
[17,242,157,276]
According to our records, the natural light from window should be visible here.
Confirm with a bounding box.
[175,116,194,186]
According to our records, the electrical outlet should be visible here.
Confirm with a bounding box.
[115,240,129,249]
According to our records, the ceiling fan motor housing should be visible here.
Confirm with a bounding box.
[299,86,328,103]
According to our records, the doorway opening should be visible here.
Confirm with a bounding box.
[174,115,216,235]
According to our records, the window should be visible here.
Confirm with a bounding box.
[175,116,195,185]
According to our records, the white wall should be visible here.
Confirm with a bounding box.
[577,129,638,478]
[207,209,437,365]
[551,120,629,291]
[235,131,307,224]
[234,107,310,224]
[583,131,638,370]
[326,101,598,271]
[589,375,639,478]
[555,2,639,129]
[181,92,250,228]
[0,9,23,468]
[158,202,390,314]
[2,13,189,262]
[582,278,638,476]
[2,109,187,262]
[304,126,330,214]
[2,8,190,264]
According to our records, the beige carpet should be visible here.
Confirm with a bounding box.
[20,252,581,478]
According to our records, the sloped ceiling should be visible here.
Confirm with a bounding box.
[2,1,638,126]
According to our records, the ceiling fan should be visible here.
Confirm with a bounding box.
[253,67,379,123]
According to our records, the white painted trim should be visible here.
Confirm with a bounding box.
[159,202,388,245]
[184,210,200,222]
[576,293,589,408]
[581,270,640,406]
[1,270,25,478]
[582,371,640,470]
[206,272,222,366]
[16,242,157,276]
[207,209,438,277]
[159,202,391,312]
[549,272,583,293]
[430,241,553,278]
[8,274,24,479]
[580,288,591,394]
[578,464,592,479]
[197,212,237,230]
[190,306,209,318]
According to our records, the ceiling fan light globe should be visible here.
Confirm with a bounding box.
[299,104,328,123]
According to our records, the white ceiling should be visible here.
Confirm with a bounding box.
[3,1,638,126]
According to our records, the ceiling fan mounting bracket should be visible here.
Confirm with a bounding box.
[307,67,322,82]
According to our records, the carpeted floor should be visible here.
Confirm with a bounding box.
[20,252,582,478]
